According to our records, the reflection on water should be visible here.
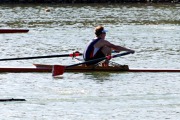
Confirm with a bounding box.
[84,72,112,82]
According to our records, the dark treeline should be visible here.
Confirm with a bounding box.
[0,0,179,3]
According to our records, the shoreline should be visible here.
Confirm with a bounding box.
[0,0,179,4]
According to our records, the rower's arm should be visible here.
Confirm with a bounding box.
[104,40,135,53]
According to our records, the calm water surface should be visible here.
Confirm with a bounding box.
[0,3,180,120]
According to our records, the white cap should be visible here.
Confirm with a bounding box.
[102,29,108,33]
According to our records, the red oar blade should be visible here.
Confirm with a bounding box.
[52,65,66,77]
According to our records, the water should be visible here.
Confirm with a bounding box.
[0,3,180,120]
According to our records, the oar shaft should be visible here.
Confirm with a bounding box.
[112,51,134,58]
[52,51,133,76]
[67,57,105,68]
[0,98,26,102]
[0,53,82,61]
[67,51,133,68]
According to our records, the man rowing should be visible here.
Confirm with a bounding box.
[83,25,135,66]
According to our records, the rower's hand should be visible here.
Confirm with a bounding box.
[129,50,135,54]
[112,50,120,53]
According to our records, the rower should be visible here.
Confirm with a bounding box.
[83,25,134,66]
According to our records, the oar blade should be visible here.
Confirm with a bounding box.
[52,65,66,77]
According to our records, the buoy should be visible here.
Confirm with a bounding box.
[45,8,50,12]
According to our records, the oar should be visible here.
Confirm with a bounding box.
[0,52,82,61]
[0,98,26,102]
[52,51,134,76]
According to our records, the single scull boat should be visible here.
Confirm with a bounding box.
[0,64,179,73]
[0,29,29,33]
